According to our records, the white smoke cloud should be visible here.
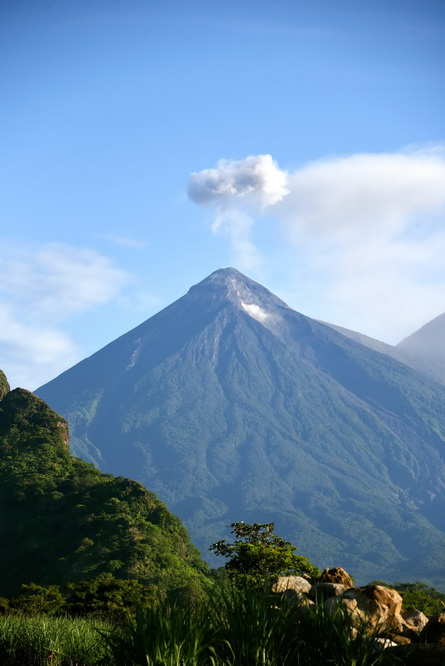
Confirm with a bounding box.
[211,207,260,270]
[188,155,289,268]
[0,242,132,389]
[189,146,445,342]
[241,301,270,323]
[188,154,289,208]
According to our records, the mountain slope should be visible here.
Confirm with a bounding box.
[36,268,445,585]
[397,313,445,386]
[0,375,207,597]
[325,319,445,386]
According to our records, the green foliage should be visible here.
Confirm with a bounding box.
[8,584,66,616]
[0,614,108,665]
[2,576,158,622]
[210,522,320,588]
[0,371,10,400]
[0,382,208,597]
[103,584,389,665]
[102,594,214,666]
[65,575,157,620]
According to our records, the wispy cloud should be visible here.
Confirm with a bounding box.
[0,242,132,389]
[189,146,445,342]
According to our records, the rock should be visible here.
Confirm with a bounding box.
[320,567,354,587]
[419,613,445,645]
[401,609,430,641]
[270,575,311,595]
[309,582,348,601]
[402,609,429,632]
[387,633,411,645]
[326,584,404,636]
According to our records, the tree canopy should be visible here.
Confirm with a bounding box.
[0,381,208,597]
[210,522,320,588]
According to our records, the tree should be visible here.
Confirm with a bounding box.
[210,522,320,588]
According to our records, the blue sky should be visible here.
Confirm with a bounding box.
[1,0,445,389]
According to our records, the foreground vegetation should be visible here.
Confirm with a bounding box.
[1,364,443,664]
[0,586,400,666]
[0,615,108,666]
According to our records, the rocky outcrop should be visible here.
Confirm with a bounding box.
[271,570,445,659]
[327,584,404,635]
[271,575,312,595]
[309,582,348,602]
[320,567,354,587]
[402,608,429,632]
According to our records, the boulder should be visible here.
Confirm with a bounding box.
[402,609,429,631]
[270,575,311,595]
[320,567,354,587]
[419,613,445,645]
[401,609,429,637]
[309,582,348,602]
[387,633,411,645]
[325,584,404,636]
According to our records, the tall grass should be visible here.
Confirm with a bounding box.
[0,585,405,665]
[0,615,108,666]
[103,585,394,666]
[101,594,215,665]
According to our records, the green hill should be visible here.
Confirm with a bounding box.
[0,377,208,597]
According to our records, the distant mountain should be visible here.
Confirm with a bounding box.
[0,373,207,597]
[396,313,445,386]
[36,268,445,586]
[324,321,445,386]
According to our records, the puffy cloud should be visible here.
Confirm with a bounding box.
[188,154,289,208]
[188,155,288,268]
[0,242,132,389]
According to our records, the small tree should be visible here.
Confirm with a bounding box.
[210,522,320,588]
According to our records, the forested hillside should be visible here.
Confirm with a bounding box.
[0,372,208,597]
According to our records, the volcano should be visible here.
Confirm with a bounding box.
[36,268,445,585]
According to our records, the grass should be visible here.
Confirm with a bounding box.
[0,615,108,666]
[0,585,408,665]
[102,585,394,665]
